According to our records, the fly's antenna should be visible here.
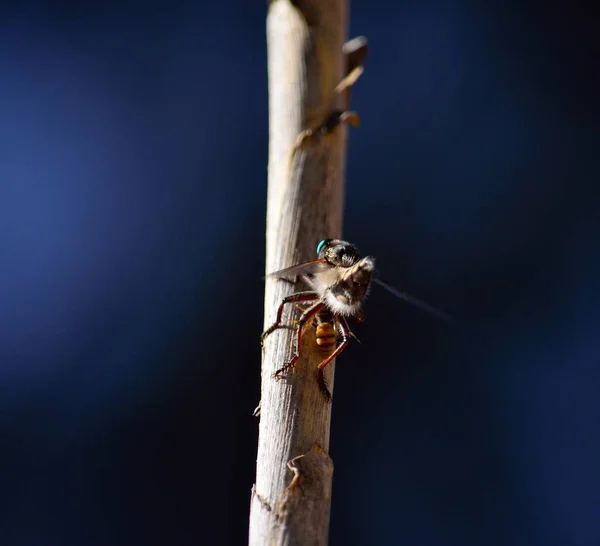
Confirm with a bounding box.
[373,278,452,323]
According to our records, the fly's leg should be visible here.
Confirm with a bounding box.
[317,318,350,370]
[272,301,324,380]
[292,302,311,313]
[343,315,361,344]
[278,299,310,327]
[261,292,318,347]
[316,371,332,403]
[316,317,350,402]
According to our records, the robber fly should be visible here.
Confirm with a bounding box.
[261,239,451,401]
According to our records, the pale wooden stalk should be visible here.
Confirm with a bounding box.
[248,1,351,545]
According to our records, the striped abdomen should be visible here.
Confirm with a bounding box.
[315,322,337,356]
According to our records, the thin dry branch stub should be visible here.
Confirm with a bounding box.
[287,36,368,166]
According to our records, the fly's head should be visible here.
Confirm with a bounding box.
[316,239,376,315]
[317,239,360,267]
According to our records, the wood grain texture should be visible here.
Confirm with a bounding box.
[249,1,349,545]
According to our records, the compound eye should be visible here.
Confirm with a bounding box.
[316,239,330,256]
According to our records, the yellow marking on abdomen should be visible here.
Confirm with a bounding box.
[315,323,336,355]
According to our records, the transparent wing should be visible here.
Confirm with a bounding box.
[265,258,329,280]
[374,278,452,323]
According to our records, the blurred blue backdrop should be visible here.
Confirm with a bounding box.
[0,2,598,545]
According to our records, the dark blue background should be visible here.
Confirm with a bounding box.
[1,2,598,545]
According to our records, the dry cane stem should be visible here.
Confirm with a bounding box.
[248,1,367,545]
